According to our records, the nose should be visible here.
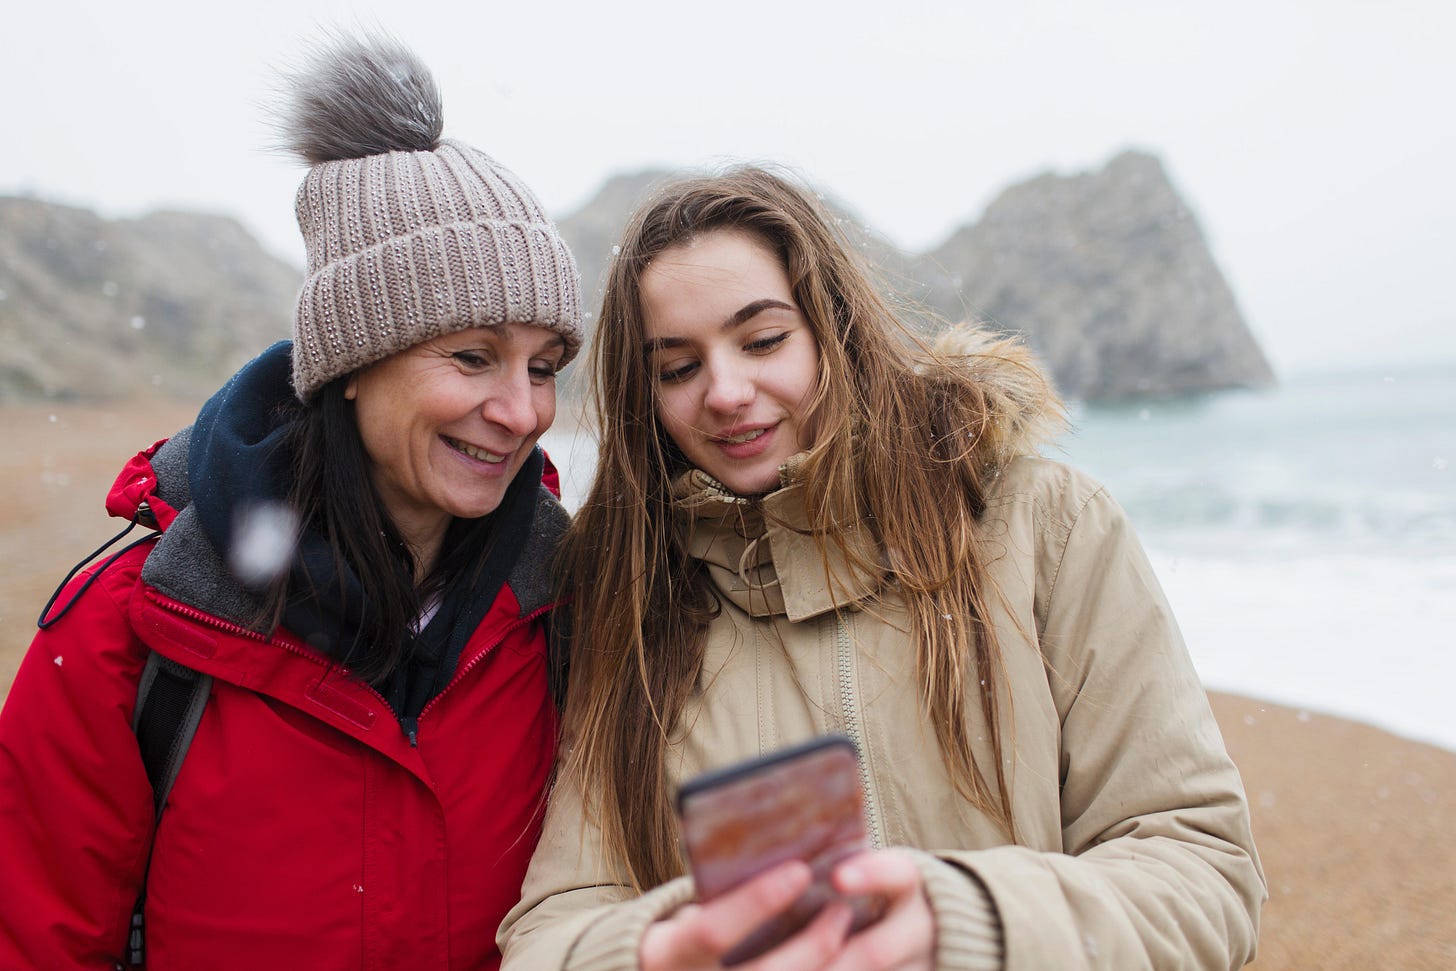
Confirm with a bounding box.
[702,358,754,415]
[479,363,541,437]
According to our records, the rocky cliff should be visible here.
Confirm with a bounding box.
[556,170,672,314]
[912,151,1274,398]
[1,150,1272,402]
[0,197,297,400]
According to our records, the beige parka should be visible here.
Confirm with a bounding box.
[498,337,1265,971]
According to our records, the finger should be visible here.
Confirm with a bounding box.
[831,849,921,900]
[648,860,815,963]
[744,899,854,971]
[822,888,935,971]
[703,860,815,944]
[640,904,710,970]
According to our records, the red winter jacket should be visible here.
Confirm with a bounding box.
[0,438,566,970]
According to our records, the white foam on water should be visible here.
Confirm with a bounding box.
[1149,545,1456,751]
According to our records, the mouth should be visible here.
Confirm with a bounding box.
[444,436,508,464]
[714,427,769,445]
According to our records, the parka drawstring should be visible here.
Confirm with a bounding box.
[37,511,157,629]
[735,533,783,594]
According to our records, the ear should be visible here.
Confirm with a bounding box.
[344,374,359,400]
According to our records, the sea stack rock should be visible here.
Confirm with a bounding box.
[919,150,1275,400]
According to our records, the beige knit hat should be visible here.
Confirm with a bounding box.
[280,35,583,401]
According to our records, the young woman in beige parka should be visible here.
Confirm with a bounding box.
[498,167,1265,971]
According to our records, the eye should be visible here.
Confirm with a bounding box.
[658,359,700,384]
[528,359,561,385]
[453,350,490,370]
[745,332,789,354]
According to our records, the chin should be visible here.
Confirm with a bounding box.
[448,492,510,521]
[723,470,781,496]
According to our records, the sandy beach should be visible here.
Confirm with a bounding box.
[3,399,1453,969]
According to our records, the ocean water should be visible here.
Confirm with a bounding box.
[540,363,1456,751]
[1059,364,1456,751]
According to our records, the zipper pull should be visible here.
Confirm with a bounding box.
[128,910,145,965]
[402,716,419,747]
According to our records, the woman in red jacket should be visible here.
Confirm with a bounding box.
[0,34,581,970]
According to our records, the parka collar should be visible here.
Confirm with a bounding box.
[666,324,1066,621]
[670,463,883,622]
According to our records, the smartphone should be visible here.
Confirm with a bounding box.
[675,734,882,965]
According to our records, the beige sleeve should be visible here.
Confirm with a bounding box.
[497,768,693,971]
[946,483,1266,970]
[911,851,1004,969]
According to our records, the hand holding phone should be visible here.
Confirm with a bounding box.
[639,862,855,971]
[673,735,884,966]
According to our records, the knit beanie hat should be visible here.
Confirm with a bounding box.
[279,35,583,401]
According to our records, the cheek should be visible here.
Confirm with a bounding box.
[788,348,821,408]
[351,392,401,462]
[357,386,449,465]
[535,386,558,432]
[653,388,696,440]
[798,343,822,393]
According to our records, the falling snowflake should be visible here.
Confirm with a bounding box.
[229,502,301,586]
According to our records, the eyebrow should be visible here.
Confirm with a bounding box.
[503,330,567,358]
[642,299,796,353]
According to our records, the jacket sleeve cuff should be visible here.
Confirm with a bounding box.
[564,876,696,971]
[911,850,1005,970]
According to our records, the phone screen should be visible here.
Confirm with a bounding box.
[675,735,879,965]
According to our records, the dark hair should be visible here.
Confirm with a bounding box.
[260,379,490,686]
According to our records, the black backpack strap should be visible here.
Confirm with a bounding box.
[127,651,213,965]
[133,652,213,813]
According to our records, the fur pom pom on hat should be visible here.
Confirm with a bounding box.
[278,34,582,401]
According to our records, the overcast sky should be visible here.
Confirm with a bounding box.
[3,0,1451,375]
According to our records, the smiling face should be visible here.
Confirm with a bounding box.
[640,229,821,496]
[345,323,563,554]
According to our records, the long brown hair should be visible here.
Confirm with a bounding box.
[558,165,1059,888]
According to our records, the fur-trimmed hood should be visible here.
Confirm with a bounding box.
[925,324,1067,474]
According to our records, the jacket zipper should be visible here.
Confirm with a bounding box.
[154,594,557,749]
[405,605,552,745]
[835,612,883,849]
[152,597,271,642]
[414,602,555,731]
[151,594,397,722]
